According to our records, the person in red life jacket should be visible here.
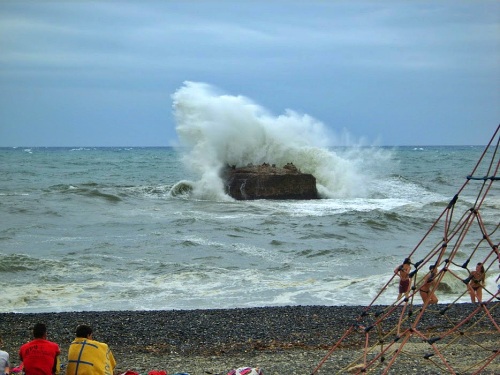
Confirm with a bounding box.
[19,323,60,375]
[66,325,116,375]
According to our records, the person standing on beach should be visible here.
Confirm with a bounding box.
[19,323,60,375]
[394,258,412,301]
[419,265,438,304]
[467,262,486,304]
[493,245,499,285]
[66,325,116,375]
[0,336,9,375]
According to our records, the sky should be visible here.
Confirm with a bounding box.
[0,0,498,147]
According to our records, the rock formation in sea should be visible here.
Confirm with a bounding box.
[222,162,319,200]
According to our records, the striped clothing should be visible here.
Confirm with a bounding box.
[66,338,115,375]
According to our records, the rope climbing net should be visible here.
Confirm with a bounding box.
[312,125,500,375]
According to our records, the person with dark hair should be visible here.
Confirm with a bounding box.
[419,265,438,304]
[75,325,92,339]
[467,262,486,304]
[66,325,116,375]
[0,336,9,375]
[19,323,60,375]
[394,258,412,301]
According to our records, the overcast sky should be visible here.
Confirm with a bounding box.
[0,0,498,147]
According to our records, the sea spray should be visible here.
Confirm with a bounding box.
[172,81,385,199]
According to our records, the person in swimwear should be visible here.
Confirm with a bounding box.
[394,258,412,301]
[493,245,499,285]
[467,262,485,304]
[419,265,438,304]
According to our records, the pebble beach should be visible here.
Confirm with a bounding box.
[1,303,498,375]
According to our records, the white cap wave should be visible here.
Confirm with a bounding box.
[171,81,373,200]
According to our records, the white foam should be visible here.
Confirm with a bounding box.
[172,82,393,199]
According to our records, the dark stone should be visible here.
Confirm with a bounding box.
[222,162,319,200]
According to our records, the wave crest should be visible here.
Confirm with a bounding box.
[169,180,194,197]
[172,81,391,200]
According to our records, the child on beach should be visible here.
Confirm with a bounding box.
[419,265,438,304]
[467,262,486,304]
[394,258,412,301]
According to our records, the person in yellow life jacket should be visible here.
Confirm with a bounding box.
[66,325,116,375]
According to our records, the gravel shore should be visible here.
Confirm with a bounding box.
[1,303,498,374]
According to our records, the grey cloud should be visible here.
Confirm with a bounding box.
[0,0,498,146]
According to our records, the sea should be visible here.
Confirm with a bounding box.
[1,86,498,313]
[1,143,498,314]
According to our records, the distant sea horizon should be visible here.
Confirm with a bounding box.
[1,143,497,313]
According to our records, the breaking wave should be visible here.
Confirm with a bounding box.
[171,81,391,200]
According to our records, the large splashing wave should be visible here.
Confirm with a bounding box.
[171,81,387,200]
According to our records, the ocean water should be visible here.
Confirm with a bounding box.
[0,144,497,313]
[1,85,498,313]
